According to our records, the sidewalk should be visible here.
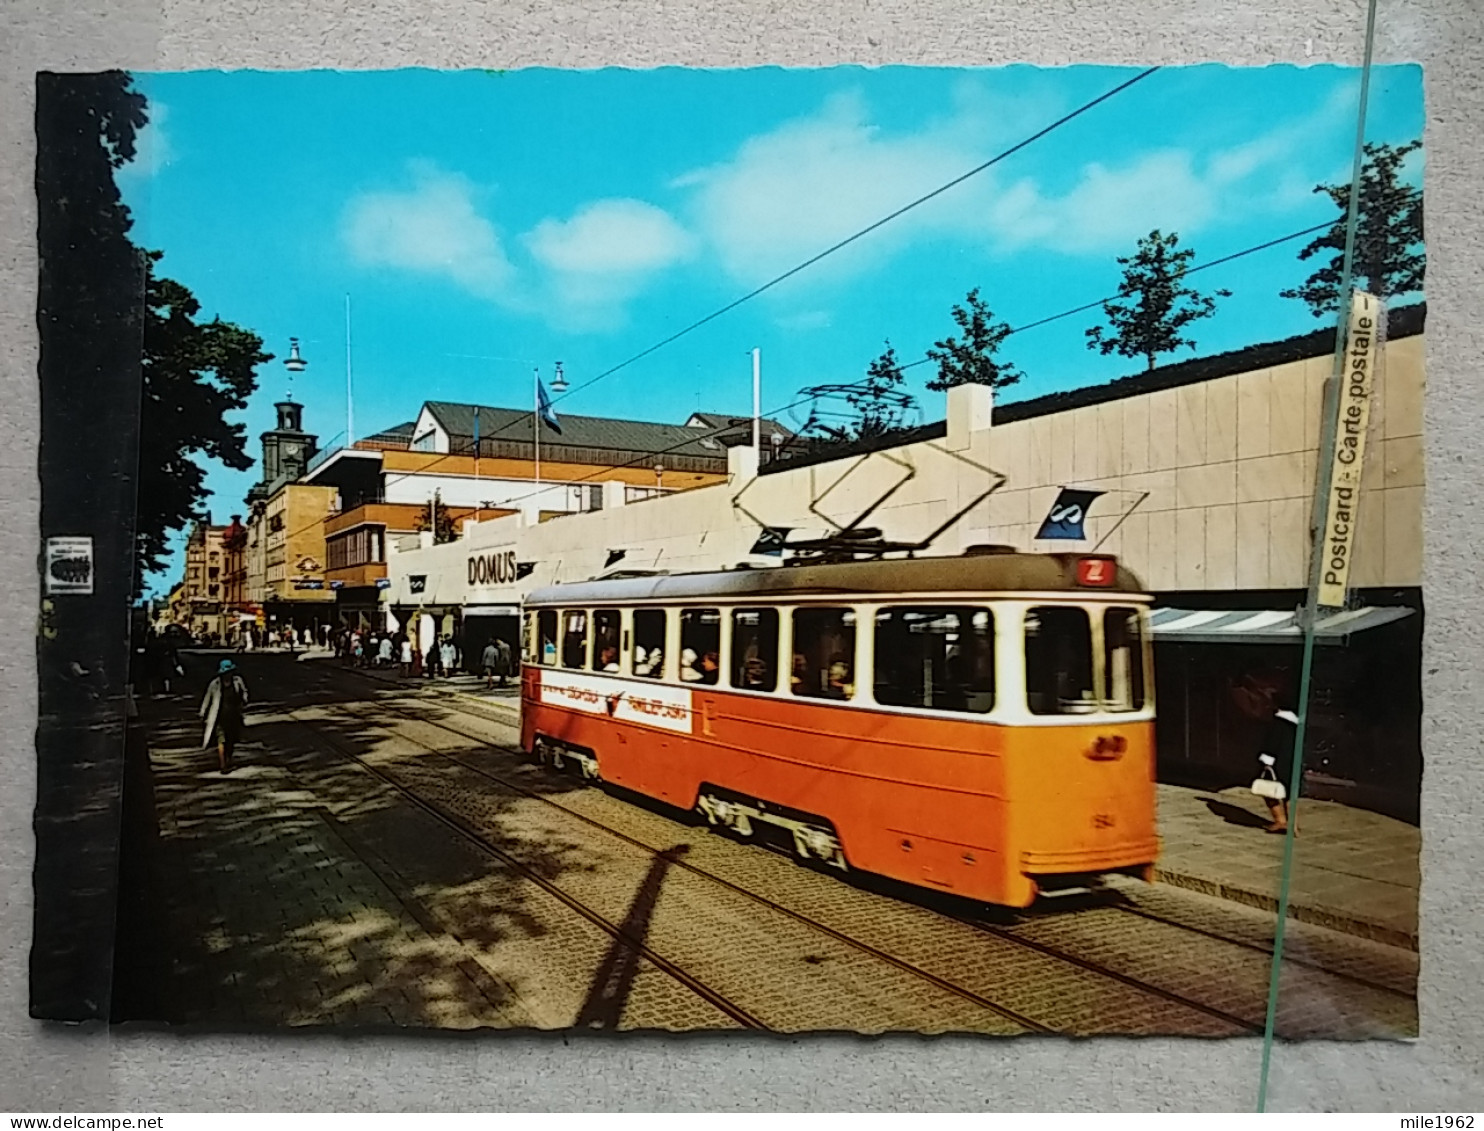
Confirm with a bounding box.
[1153,783,1419,950]
[336,657,1419,951]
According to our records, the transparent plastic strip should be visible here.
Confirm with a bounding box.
[1256,0,1382,1109]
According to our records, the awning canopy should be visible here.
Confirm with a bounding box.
[1149,605,1415,646]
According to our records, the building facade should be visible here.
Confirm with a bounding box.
[387,308,1425,817]
[180,518,229,638]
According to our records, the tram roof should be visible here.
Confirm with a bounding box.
[524,552,1148,606]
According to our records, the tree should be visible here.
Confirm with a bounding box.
[135,252,269,581]
[800,340,919,446]
[1280,140,1425,316]
[1085,230,1230,371]
[414,490,459,544]
[925,288,1023,392]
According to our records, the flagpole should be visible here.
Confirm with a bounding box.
[473,405,480,515]
[752,348,761,454]
[533,366,541,495]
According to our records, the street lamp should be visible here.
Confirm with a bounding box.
[285,338,307,374]
[551,361,569,393]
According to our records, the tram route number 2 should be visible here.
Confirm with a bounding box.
[1076,556,1116,587]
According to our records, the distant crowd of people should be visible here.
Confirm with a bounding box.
[330,628,515,687]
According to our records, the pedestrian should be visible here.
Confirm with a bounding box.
[482,640,500,689]
[1235,673,1301,835]
[378,634,394,668]
[400,636,413,677]
[199,658,250,774]
[440,636,457,678]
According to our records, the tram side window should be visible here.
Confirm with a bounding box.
[593,610,621,672]
[875,607,994,713]
[562,610,589,670]
[679,609,721,684]
[537,610,558,666]
[1103,607,1146,711]
[632,609,666,678]
[730,608,779,692]
[1024,607,1096,715]
[792,607,856,700]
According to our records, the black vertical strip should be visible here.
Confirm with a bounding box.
[33,71,147,1021]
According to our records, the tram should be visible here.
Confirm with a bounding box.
[520,547,1158,908]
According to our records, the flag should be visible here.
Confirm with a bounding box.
[515,561,536,579]
[1035,489,1105,540]
[537,379,562,435]
[473,406,479,451]
[750,527,792,556]
[605,549,627,568]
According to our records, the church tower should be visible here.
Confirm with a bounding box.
[249,338,317,502]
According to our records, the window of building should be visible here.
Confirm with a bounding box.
[208,567,219,579]
[1103,607,1146,711]
[791,608,856,700]
[593,610,621,671]
[562,610,589,669]
[632,609,666,678]
[1025,606,1096,715]
[412,430,437,452]
[679,609,720,684]
[730,608,778,692]
[874,606,995,713]
[537,610,558,666]
[268,514,285,532]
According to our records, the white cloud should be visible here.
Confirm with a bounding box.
[676,90,1008,286]
[522,198,694,326]
[342,164,515,297]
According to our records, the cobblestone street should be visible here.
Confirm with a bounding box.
[134,650,1418,1036]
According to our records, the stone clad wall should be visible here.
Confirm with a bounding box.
[388,332,1424,600]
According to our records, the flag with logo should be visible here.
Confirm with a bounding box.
[750,527,792,556]
[537,379,562,435]
[1035,488,1105,540]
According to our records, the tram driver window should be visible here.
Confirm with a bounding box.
[679,609,721,685]
[792,607,856,700]
[593,610,621,672]
[1103,607,1146,711]
[632,609,666,678]
[875,607,994,713]
[537,610,558,666]
[1024,607,1096,715]
[561,610,589,670]
[730,608,779,692]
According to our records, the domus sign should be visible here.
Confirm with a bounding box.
[469,548,518,588]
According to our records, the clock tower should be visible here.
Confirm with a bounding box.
[260,397,318,486]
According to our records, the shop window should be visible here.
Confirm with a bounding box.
[537,610,558,666]
[562,610,588,669]
[679,609,720,684]
[1103,607,1146,711]
[1025,606,1096,715]
[875,606,995,713]
[593,610,621,671]
[632,609,666,678]
[791,608,856,700]
[730,608,778,692]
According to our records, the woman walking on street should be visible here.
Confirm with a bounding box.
[1234,672,1301,835]
[200,658,250,774]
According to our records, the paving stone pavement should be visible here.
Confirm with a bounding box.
[1152,784,1419,950]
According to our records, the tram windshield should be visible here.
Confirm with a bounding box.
[1024,606,1097,715]
[874,606,995,713]
[537,610,558,666]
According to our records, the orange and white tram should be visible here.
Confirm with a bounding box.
[520,549,1159,908]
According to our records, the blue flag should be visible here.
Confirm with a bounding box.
[1035,488,1105,540]
[537,379,562,435]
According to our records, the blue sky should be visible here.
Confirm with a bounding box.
[118,64,1423,595]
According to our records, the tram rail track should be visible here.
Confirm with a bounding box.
[330,692,1277,1036]
[281,705,770,1032]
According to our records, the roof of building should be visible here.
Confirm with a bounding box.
[762,303,1425,475]
[685,412,796,443]
[361,421,417,444]
[422,401,735,461]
